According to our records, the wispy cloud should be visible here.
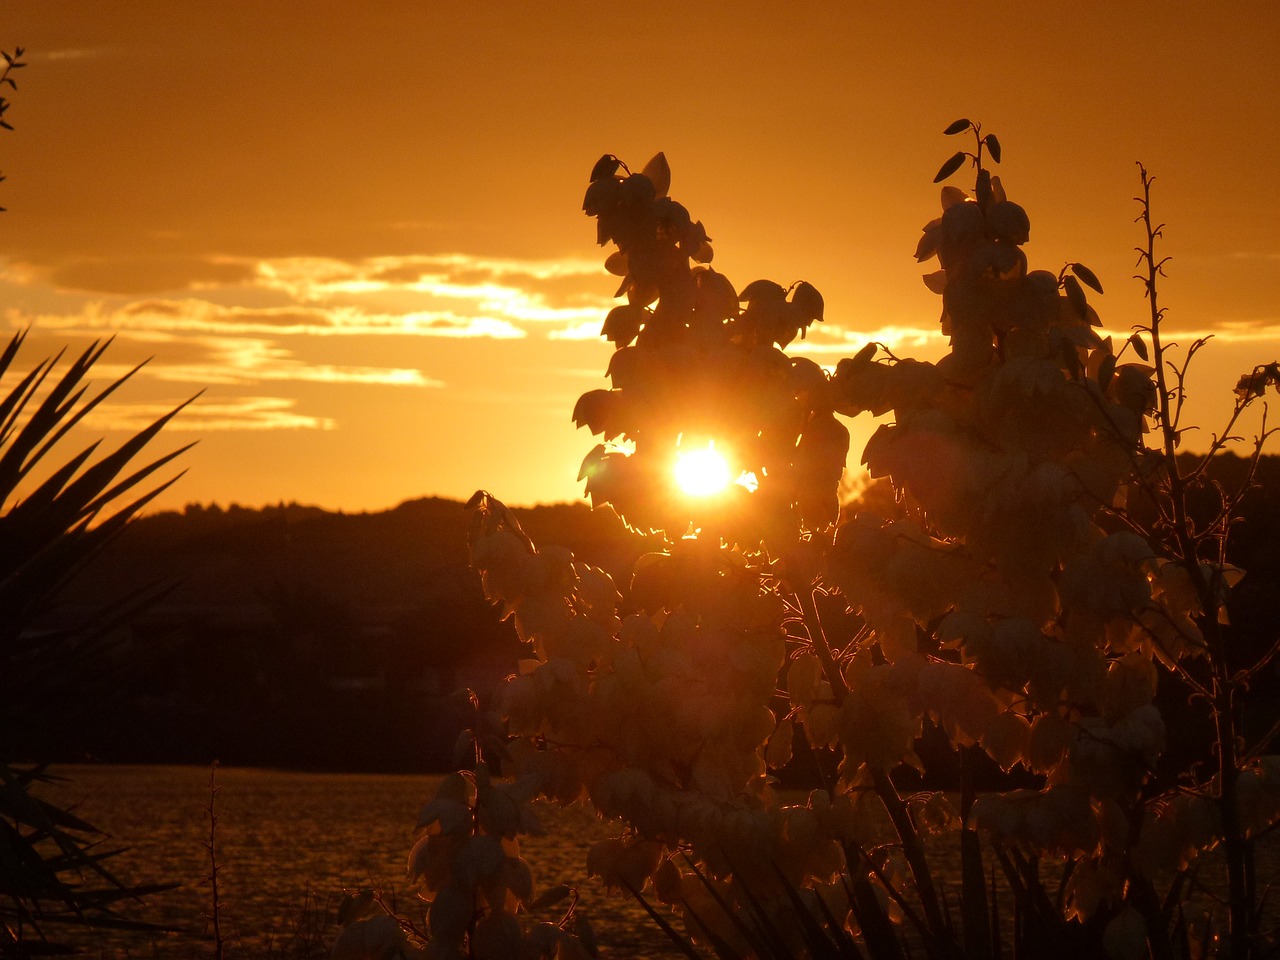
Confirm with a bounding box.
[548,320,604,341]
[251,254,608,330]
[45,257,256,295]
[85,396,337,432]
[93,334,439,388]
[8,250,605,339]
[794,324,943,355]
[1144,321,1280,345]
[1225,252,1280,262]
[5,319,440,391]
[1,250,995,439]
[12,299,525,343]
[29,47,124,63]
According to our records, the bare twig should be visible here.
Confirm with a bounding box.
[201,762,228,960]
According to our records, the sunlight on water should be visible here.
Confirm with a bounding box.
[45,765,684,958]
[43,765,1277,957]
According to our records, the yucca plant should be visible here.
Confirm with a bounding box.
[630,827,1209,960]
[438,123,1280,960]
[0,331,195,956]
[0,44,196,955]
[0,331,195,753]
[0,764,175,957]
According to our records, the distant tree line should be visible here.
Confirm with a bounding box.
[20,496,649,771]
[19,454,1280,775]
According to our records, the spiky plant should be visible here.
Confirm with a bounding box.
[0,331,197,956]
[0,45,194,956]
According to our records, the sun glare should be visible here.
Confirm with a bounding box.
[674,444,732,497]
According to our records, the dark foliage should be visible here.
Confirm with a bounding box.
[35,496,651,771]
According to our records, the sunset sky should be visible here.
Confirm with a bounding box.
[3,2,1278,513]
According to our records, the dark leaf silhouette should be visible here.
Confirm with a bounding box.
[589,154,621,182]
[1099,352,1117,391]
[975,168,992,208]
[738,278,787,304]
[1071,261,1104,294]
[984,133,1002,163]
[1063,274,1089,318]
[933,150,966,183]
[641,152,671,199]
[1128,332,1149,361]
[789,281,825,322]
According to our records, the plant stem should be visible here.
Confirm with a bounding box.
[797,585,951,945]
[204,762,225,960]
[1138,165,1251,958]
[868,766,951,947]
[797,584,847,701]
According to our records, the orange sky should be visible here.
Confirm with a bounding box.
[2,2,1278,513]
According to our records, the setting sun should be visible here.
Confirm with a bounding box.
[674,444,732,497]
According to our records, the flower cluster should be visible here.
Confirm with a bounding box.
[528,139,1280,952]
[354,130,1280,958]
[574,153,846,542]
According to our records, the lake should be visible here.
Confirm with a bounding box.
[35,765,1275,957]
[41,765,684,959]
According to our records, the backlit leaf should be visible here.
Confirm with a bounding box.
[765,718,794,768]
[984,133,1002,163]
[738,278,787,304]
[989,174,1007,204]
[975,168,992,209]
[589,154,621,182]
[1128,333,1149,361]
[641,152,671,199]
[577,443,606,482]
[914,224,942,262]
[581,178,617,216]
[986,200,1029,244]
[1064,274,1088,319]
[1099,353,1117,391]
[619,173,656,205]
[934,150,967,183]
[789,281,824,322]
[653,197,690,237]
[943,118,971,135]
[1072,262,1104,294]
[571,389,617,436]
[601,304,643,346]
[940,185,969,210]
[604,250,629,277]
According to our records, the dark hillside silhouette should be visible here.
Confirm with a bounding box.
[21,452,1280,775]
[28,496,651,771]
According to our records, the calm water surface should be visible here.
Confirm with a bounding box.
[40,765,1277,957]
[44,765,683,958]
